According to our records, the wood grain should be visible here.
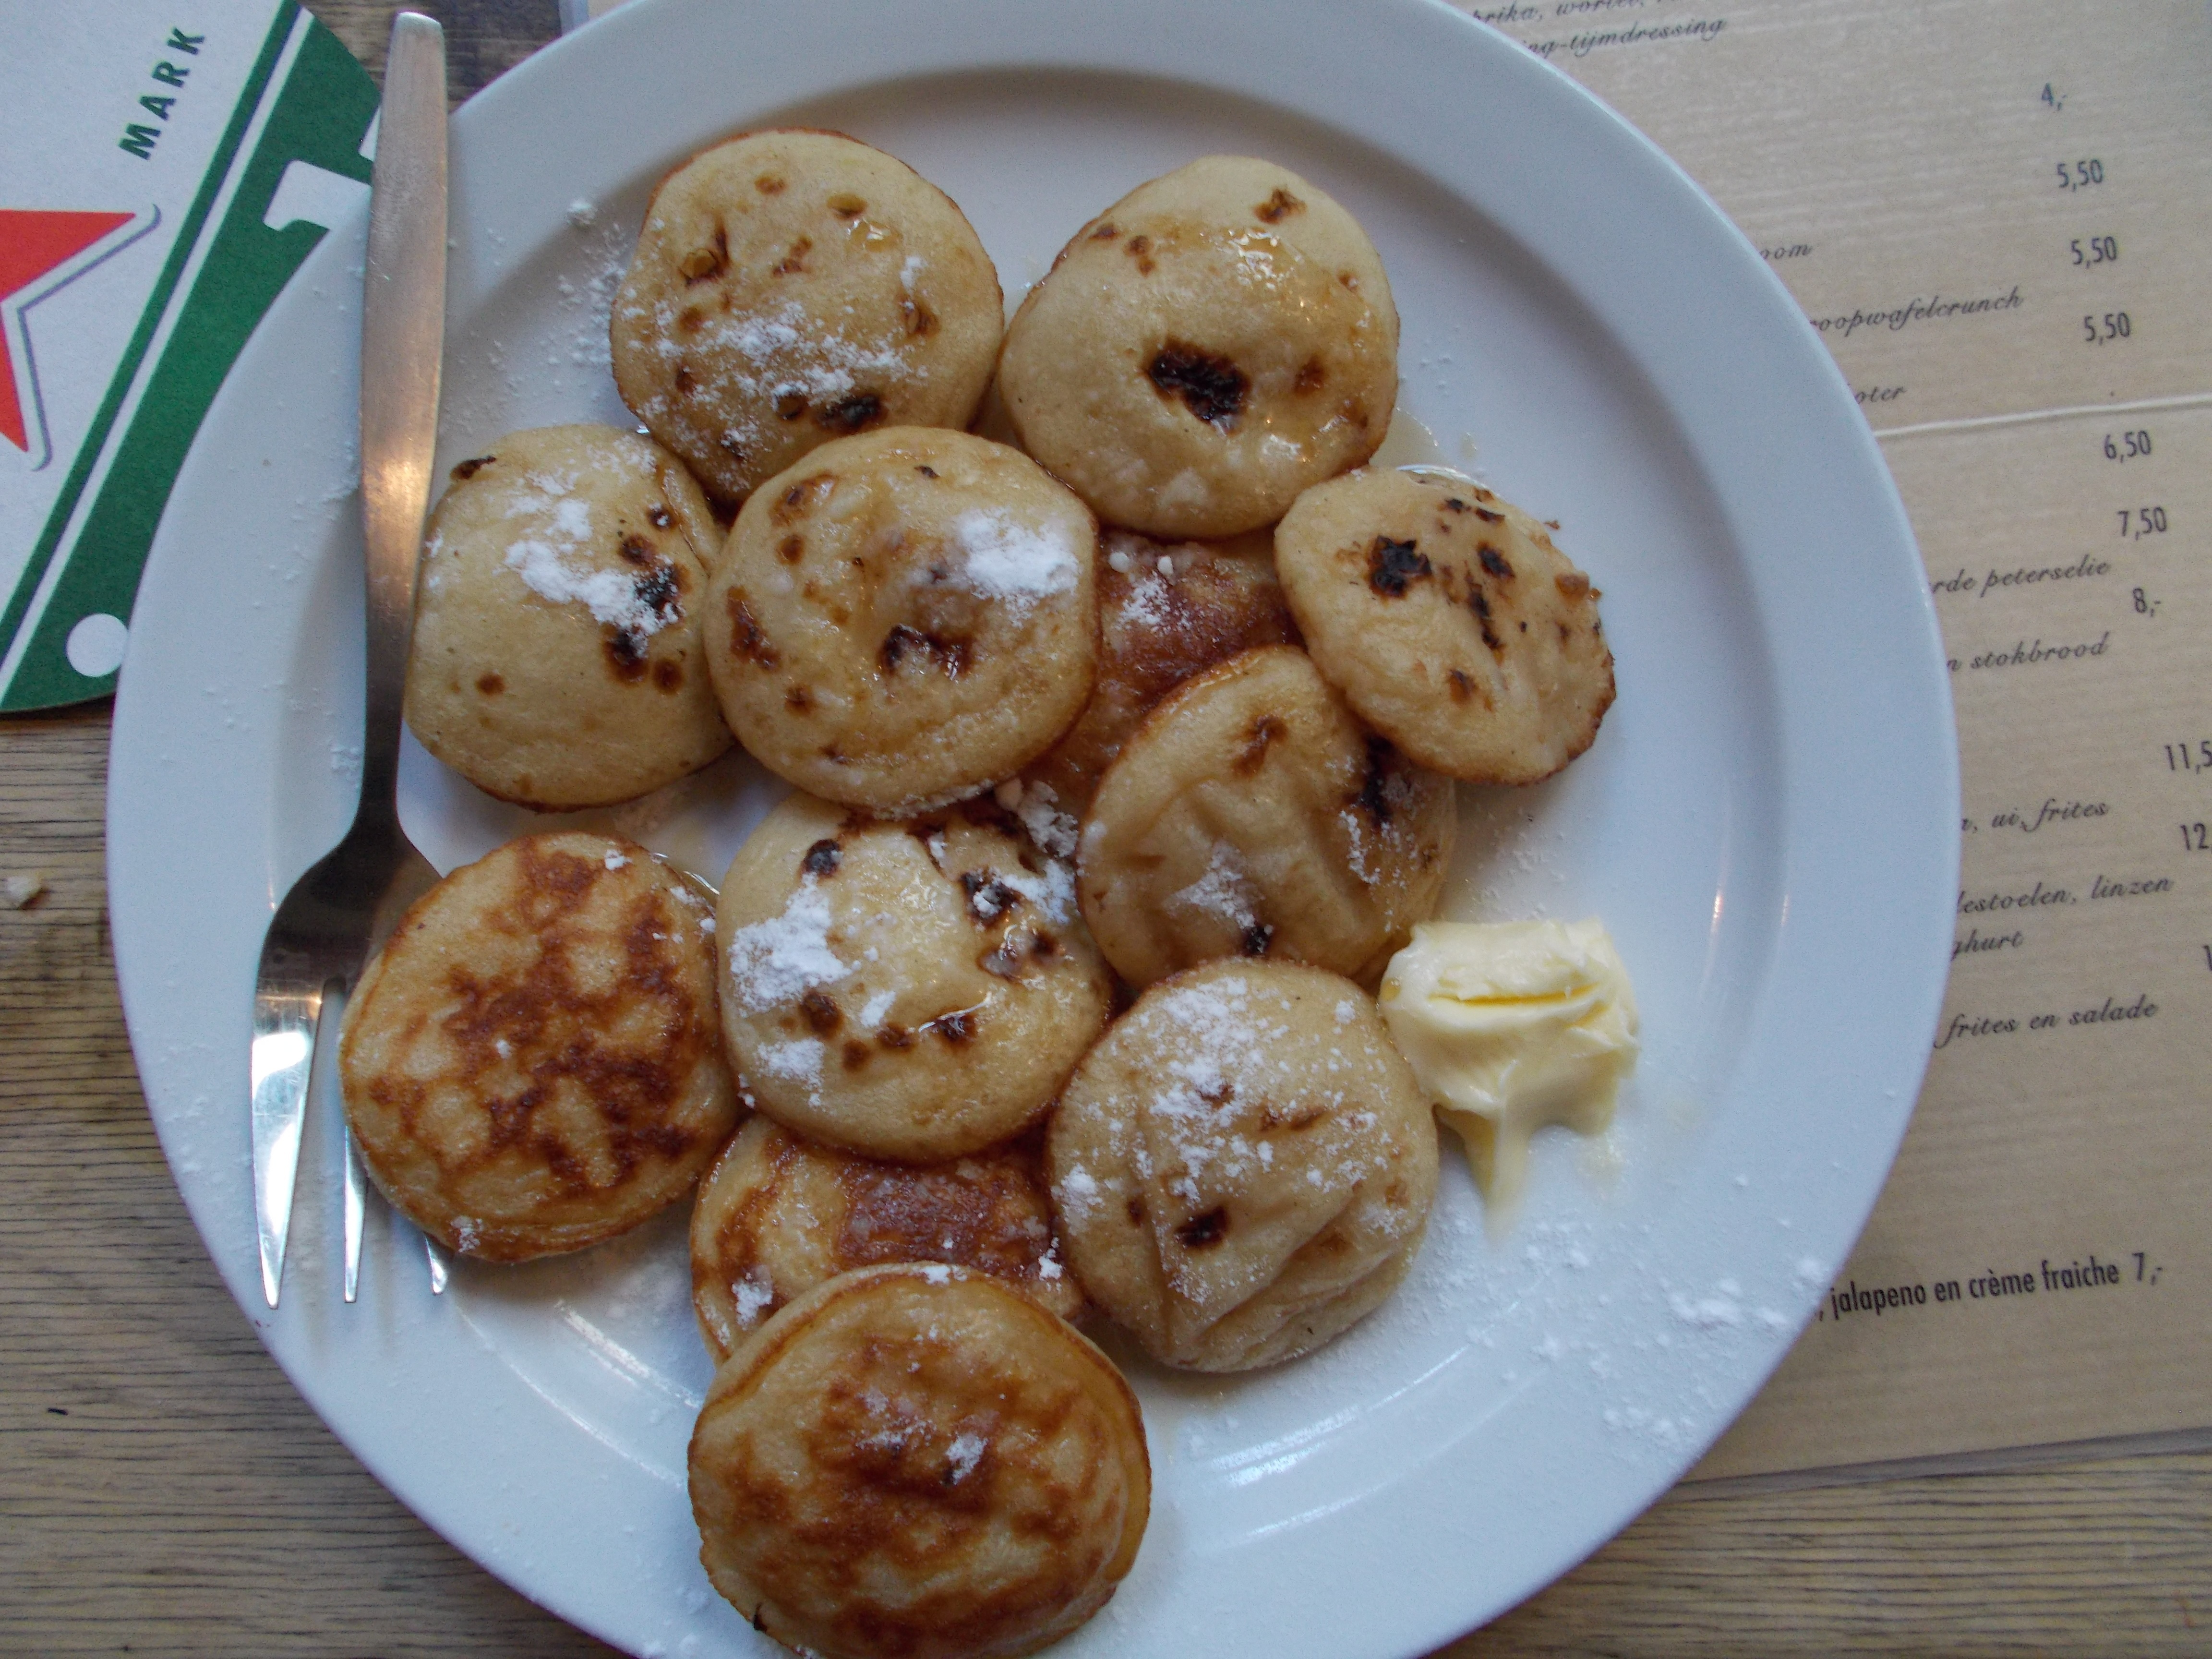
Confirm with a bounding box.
[1,4,2205,1655]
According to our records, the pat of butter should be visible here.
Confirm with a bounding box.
[1378,918,1638,1206]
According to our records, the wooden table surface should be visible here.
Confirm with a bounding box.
[4,3,2208,1653]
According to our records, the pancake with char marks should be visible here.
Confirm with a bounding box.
[689,1264,1148,1659]
[340,831,738,1261]
[691,1116,1081,1365]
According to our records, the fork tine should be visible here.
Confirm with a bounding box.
[246,9,443,1315]
[425,1236,450,1294]
[251,985,324,1307]
[342,1119,366,1303]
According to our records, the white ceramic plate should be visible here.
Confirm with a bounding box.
[108,1,1959,1653]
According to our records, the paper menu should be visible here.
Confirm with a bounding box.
[1458,0,2212,1475]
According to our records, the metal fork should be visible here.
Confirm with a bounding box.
[250,12,448,1309]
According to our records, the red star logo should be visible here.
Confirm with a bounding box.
[1,209,141,455]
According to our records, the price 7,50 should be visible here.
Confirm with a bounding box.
[2118,507,2168,540]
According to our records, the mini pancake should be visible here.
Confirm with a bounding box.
[717,793,1111,1164]
[338,832,737,1262]
[996,155,1397,539]
[1019,527,1298,819]
[689,1264,1149,1659]
[1078,645,1454,988]
[1046,960,1439,1371]
[403,425,731,811]
[1274,466,1616,782]
[705,427,1099,814]
[612,129,1002,507]
[690,1116,1081,1365]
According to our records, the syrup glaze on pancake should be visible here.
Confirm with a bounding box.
[340,832,738,1261]
[691,1116,1080,1364]
[1076,645,1455,989]
[1021,528,1298,818]
[716,792,1112,1163]
[996,156,1397,540]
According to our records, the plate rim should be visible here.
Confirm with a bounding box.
[107,0,1960,1652]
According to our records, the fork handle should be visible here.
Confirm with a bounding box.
[357,13,447,813]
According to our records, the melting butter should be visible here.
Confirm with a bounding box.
[1378,919,1638,1208]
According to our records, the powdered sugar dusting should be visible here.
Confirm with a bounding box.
[620,292,914,465]
[498,469,682,641]
[944,1430,986,1483]
[726,880,849,1011]
[732,1268,775,1327]
[1058,1165,1101,1218]
[1011,780,1078,858]
[1171,843,1258,934]
[948,509,1080,614]
[1341,809,1382,886]
[1667,1286,1745,1330]
[757,1037,825,1083]
[998,857,1076,926]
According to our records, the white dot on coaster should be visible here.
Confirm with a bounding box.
[65,613,129,678]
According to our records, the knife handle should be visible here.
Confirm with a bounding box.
[357,12,447,815]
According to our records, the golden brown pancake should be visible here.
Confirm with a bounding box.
[403,424,732,811]
[690,1116,1081,1365]
[1077,645,1455,988]
[1046,960,1439,1370]
[996,155,1397,539]
[705,427,1100,815]
[612,130,1003,507]
[338,831,738,1261]
[1274,466,1616,782]
[689,1264,1149,1659]
[717,793,1112,1163]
